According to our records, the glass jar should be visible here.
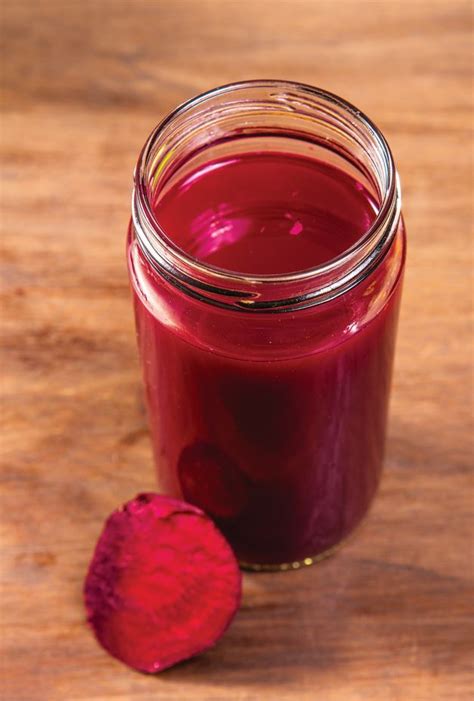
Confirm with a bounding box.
[128,80,406,570]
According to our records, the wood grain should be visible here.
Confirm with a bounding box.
[1,1,473,699]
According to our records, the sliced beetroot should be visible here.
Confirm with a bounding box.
[84,493,241,673]
[177,441,250,519]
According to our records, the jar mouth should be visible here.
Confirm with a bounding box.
[132,80,401,311]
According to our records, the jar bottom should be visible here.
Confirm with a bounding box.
[239,543,339,572]
[238,519,366,572]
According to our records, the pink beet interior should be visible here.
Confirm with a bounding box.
[84,493,241,673]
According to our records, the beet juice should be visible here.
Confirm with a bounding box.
[128,82,405,568]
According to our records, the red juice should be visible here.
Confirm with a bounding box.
[156,153,377,275]
[129,150,405,567]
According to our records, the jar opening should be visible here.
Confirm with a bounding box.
[132,80,401,311]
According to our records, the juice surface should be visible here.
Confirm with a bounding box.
[156,152,377,274]
[131,152,404,566]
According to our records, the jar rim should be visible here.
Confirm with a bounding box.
[132,80,401,311]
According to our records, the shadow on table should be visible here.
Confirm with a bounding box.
[156,529,470,690]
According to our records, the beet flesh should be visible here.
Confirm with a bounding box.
[84,493,241,673]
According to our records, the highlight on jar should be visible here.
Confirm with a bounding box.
[85,81,406,674]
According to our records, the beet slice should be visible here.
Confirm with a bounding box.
[84,493,241,673]
[178,442,250,519]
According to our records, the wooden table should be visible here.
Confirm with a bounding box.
[1,2,472,699]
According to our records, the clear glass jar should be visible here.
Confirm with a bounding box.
[128,80,406,569]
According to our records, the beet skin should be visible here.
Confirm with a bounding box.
[84,493,242,673]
